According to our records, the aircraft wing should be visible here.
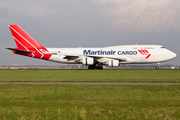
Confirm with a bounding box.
[62,54,127,62]
[63,55,79,60]
[62,54,80,60]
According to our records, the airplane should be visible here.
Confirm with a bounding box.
[6,25,177,70]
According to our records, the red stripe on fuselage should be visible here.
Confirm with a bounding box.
[141,50,147,55]
[138,49,151,59]
[144,50,149,54]
[138,50,144,55]
[146,54,151,59]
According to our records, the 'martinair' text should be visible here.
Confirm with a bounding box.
[83,50,137,55]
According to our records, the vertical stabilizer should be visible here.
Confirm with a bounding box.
[8,25,51,59]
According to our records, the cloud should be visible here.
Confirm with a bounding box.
[91,0,180,32]
[1,0,180,33]
[0,1,51,20]
[0,0,94,31]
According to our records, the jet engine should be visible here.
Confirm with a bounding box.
[108,60,119,67]
[82,57,94,65]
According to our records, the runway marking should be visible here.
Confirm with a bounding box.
[0,82,180,85]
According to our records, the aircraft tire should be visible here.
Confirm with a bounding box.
[155,66,159,70]
[88,65,96,70]
[88,66,91,70]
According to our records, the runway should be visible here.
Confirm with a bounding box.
[0,82,180,85]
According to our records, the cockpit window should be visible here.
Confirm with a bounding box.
[161,47,165,49]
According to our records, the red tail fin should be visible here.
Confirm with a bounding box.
[8,25,51,59]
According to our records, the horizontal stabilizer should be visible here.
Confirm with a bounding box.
[6,48,35,53]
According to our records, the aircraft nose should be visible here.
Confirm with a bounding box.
[166,51,177,60]
[172,52,177,58]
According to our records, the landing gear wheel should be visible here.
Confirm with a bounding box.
[88,66,91,70]
[92,66,95,69]
[155,66,159,70]
[88,65,95,70]
[88,62,103,70]
[95,66,99,69]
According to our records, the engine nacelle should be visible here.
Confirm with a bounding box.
[82,57,94,65]
[108,60,119,67]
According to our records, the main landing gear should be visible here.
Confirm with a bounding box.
[88,63,103,70]
[155,63,160,70]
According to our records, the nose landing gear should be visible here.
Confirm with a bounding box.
[155,63,160,70]
[155,66,159,70]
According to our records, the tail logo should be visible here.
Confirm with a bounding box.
[39,49,49,54]
[138,50,151,59]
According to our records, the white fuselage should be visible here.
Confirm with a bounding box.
[8,25,177,69]
[46,45,176,64]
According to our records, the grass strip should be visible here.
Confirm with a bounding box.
[0,70,180,82]
[0,85,180,119]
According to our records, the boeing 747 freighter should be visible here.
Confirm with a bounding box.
[6,25,177,70]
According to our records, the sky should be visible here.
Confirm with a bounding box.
[0,0,180,65]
